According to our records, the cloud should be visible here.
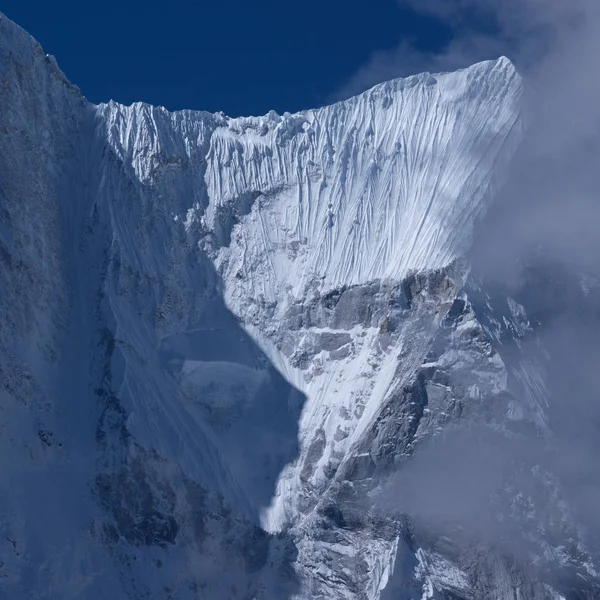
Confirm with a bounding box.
[470,0,600,282]
[352,0,600,587]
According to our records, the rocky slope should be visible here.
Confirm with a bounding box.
[0,12,598,600]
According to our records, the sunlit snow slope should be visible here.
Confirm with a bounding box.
[210,57,521,295]
[101,56,522,296]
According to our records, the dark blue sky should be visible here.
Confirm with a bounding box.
[3,1,451,116]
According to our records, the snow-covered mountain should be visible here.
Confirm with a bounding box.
[1,12,598,600]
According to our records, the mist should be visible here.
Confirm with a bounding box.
[359,0,600,589]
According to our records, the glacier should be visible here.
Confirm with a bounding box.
[1,11,599,600]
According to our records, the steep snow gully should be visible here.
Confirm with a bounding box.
[1,12,598,600]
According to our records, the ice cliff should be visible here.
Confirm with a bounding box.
[1,12,598,600]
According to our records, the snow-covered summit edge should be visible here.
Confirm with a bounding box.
[99,55,517,119]
[96,54,523,302]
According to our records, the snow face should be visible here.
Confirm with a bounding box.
[212,58,522,298]
[99,57,522,298]
[6,11,595,600]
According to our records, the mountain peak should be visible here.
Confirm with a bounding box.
[96,49,523,299]
[347,54,517,102]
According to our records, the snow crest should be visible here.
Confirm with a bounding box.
[101,57,523,300]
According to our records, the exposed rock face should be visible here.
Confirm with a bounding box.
[1,12,598,600]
